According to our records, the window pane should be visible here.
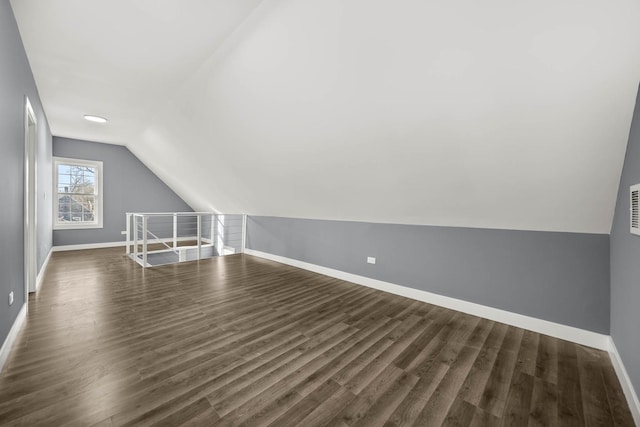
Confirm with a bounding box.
[79,174,95,193]
[54,159,101,227]
[58,174,71,187]
[85,195,96,218]
[64,167,97,194]
[57,194,70,222]
[57,194,96,223]
[70,195,96,222]
[70,195,82,222]
[58,205,70,221]
[82,173,95,186]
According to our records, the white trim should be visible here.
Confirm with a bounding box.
[24,96,37,296]
[53,156,104,230]
[128,212,219,216]
[158,236,199,245]
[609,338,640,425]
[36,247,53,291]
[244,249,611,351]
[52,236,200,252]
[128,242,214,256]
[0,304,27,373]
[53,241,125,251]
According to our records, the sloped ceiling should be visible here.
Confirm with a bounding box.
[11,0,640,233]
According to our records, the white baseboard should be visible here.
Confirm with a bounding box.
[0,304,26,373]
[244,249,610,351]
[53,241,126,252]
[35,247,53,292]
[609,338,640,425]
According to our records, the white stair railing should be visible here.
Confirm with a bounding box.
[125,212,246,268]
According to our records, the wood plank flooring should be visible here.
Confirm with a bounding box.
[0,248,634,426]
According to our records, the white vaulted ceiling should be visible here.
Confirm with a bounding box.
[11,0,640,233]
[9,0,265,144]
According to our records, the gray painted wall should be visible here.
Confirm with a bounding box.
[1,0,52,346]
[247,216,610,334]
[53,137,192,246]
[611,84,640,397]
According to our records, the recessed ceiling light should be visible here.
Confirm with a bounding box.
[84,115,108,123]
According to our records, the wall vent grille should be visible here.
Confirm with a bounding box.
[632,184,640,236]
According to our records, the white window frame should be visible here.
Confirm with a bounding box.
[53,156,104,230]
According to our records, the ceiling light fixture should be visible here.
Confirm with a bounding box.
[84,115,108,123]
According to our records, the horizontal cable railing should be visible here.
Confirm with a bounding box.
[125,212,246,268]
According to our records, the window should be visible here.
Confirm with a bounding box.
[53,157,103,229]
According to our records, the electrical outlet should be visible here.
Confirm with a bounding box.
[8,291,14,306]
[367,257,376,264]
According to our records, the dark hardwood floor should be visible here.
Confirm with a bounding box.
[0,248,634,426]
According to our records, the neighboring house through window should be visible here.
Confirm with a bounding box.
[53,157,103,229]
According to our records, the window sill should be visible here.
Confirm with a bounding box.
[54,223,103,231]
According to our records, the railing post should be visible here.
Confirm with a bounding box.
[242,214,247,254]
[173,213,178,249]
[133,215,138,261]
[142,215,148,268]
[197,214,202,260]
[126,213,131,255]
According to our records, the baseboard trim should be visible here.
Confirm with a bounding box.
[244,249,610,351]
[0,304,26,373]
[53,241,126,251]
[609,338,640,425]
[36,247,53,292]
